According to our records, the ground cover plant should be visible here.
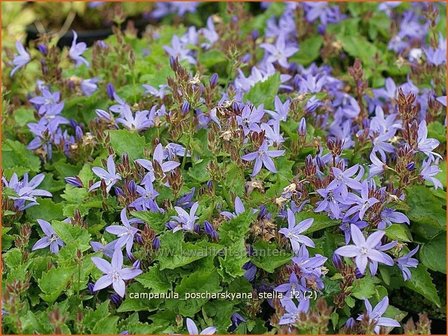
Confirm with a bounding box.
[1,1,447,335]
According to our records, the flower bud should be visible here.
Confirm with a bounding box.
[114,186,124,197]
[298,117,307,136]
[132,260,141,269]
[194,224,201,234]
[169,56,177,71]
[96,40,108,49]
[345,317,356,329]
[258,205,268,220]
[406,162,416,171]
[181,101,190,114]
[106,83,115,100]
[96,109,112,121]
[204,221,218,240]
[87,282,95,295]
[75,126,83,141]
[37,44,48,56]
[152,237,160,250]
[332,253,343,270]
[110,293,122,306]
[355,268,363,279]
[251,30,259,41]
[65,176,83,188]
[209,73,219,87]
[127,180,137,194]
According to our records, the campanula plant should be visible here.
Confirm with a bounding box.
[2,2,446,335]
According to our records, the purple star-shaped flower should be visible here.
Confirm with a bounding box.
[29,89,63,117]
[32,219,64,253]
[186,318,216,335]
[143,84,169,99]
[130,179,161,212]
[315,187,343,219]
[69,31,89,67]
[260,34,298,68]
[81,78,99,96]
[378,208,409,230]
[221,196,245,219]
[344,181,379,221]
[424,34,446,66]
[397,246,419,281]
[420,158,442,190]
[327,165,363,199]
[278,297,310,325]
[164,35,196,64]
[90,240,116,258]
[357,296,400,334]
[105,209,142,257]
[91,248,142,298]
[417,121,441,159]
[10,40,31,77]
[136,144,180,183]
[241,141,285,177]
[236,104,265,136]
[335,224,394,275]
[89,155,122,192]
[262,120,284,146]
[274,272,306,299]
[3,173,52,211]
[116,105,152,132]
[266,96,290,122]
[279,209,314,252]
[171,201,199,232]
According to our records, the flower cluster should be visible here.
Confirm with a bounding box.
[2,2,445,335]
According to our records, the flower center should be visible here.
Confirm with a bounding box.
[360,247,368,255]
[111,270,120,282]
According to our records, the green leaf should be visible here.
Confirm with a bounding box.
[173,261,223,315]
[131,211,170,234]
[51,220,91,252]
[244,73,280,110]
[175,267,222,296]
[156,232,222,270]
[61,185,89,204]
[251,240,292,273]
[136,265,172,293]
[351,276,379,299]
[385,224,412,242]
[2,139,41,174]
[218,211,256,245]
[3,248,23,270]
[222,162,246,197]
[218,240,249,278]
[117,283,162,313]
[82,302,110,332]
[91,316,119,334]
[295,211,339,234]
[291,35,323,65]
[405,185,446,232]
[26,198,64,221]
[188,159,211,183]
[198,49,227,68]
[420,233,446,274]
[108,130,146,160]
[405,264,441,307]
[38,266,76,303]
[338,35,380,66]
[14,107,35,127]
[427,121,446,143]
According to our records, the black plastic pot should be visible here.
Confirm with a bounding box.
[25,17,152,48]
